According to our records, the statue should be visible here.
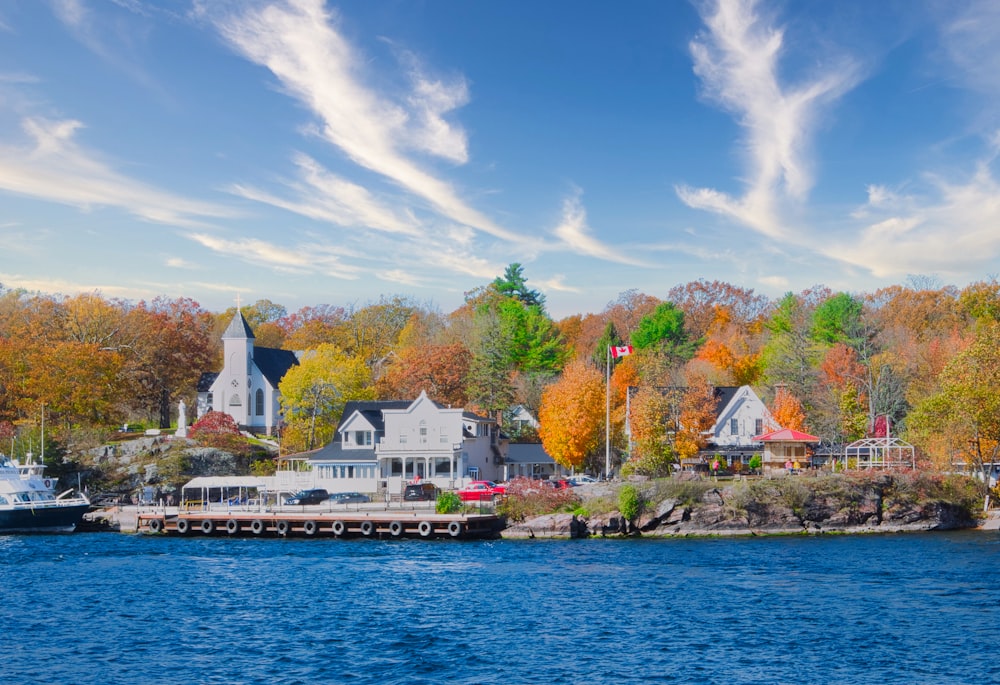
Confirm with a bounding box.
[176,399,188,438]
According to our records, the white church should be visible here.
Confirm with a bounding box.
[196,311,299,435]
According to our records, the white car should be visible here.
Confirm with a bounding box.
[568,475,598,485]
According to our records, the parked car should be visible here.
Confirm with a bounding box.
[403,483,439,501]
[284,489,330,505]
[458,481,501,501]
[568,475,598,486]
[328,492,371,504]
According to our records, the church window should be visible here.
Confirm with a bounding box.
[229,393,241,406]
[255,389,264,416]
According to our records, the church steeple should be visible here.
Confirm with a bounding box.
[222,310,255,340]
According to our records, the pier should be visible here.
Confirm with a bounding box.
[133,507,504,540]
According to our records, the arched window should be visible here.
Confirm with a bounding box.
[255,388,265,416]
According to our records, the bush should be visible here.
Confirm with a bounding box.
[618,484,642,523]
[496,477,581,521]
[436,491,461,514]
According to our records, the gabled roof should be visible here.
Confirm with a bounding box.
[712,386,740,419]
[197,372,218,392]
[336,400,414,433]
[222,311,255,340]
[253,346,298,388]
[754,428,820,442]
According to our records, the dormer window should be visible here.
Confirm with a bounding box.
[355,430,372,446]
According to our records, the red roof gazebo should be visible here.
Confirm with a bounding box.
[753,428,820,472]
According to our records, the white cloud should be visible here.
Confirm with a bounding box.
[552,193,651,267]
[825,161,1000,278]
[678,0,859,239]
[229,153,421,236]
[187,232,365,278]
[0,117,239,226]
[206,0,540,249]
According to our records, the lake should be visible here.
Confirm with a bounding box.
[2,531,997,684]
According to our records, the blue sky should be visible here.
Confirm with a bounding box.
[2,0,1000,319]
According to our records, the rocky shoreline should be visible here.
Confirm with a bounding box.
[501,474,981,539]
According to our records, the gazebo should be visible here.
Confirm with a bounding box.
[754,428,821,473]
[843,436,915,470]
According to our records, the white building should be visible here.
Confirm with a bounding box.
[283,391,507,498]
[196,311,298,435]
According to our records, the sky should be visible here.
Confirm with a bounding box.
[2,0,1000,319]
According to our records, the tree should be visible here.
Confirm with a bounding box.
[811,292,863,346]
[278,344,374,452]
[769,386,808,432]
[623,386,675,477]
[673,373,716,462]
[538,361,605,471]
[493,263,545,308]
[908,322,1000,492]
[377,343,471,407]
[668,279,771,343]
[592,320,624,375]
[696,305,765,386]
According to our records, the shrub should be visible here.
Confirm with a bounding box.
[618,484,642,523]
[496,477,581,521]
[436,491,461,514]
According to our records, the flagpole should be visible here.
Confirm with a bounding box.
[605,345,611,479]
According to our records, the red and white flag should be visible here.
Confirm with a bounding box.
[610,345,633,358]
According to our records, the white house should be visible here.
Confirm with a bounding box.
[196,311,298,435]
[708,386,774,448]
[291,391,506,498]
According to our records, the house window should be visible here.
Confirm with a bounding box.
[400,432,407,444]
[255,389,264,416]
[730,418,739,435]
[755,419,763,436]
[206,392,214,409]
[355,431,371,446]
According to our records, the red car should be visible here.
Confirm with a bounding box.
[457,481,504,501]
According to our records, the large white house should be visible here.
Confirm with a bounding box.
[274,391,507,498]
[196,311,299,435]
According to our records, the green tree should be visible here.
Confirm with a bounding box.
[493,263,545,308]
[631,302,696,360]
[811,292,863,346]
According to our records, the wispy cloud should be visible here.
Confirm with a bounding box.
[0,117,238,226]
[676,0,858,239]
[552,193,651,267]
[186,231,364,278]
[204,0,541,249]
[826,160,1000,279]
[228,153,421,236]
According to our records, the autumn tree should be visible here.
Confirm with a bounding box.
[908,321,1000,491]
[538,361,606,472]
[279,344,375,453]
[673,373,716,462]
[696,305,765,386]
[769,385,808,432]
[668,279,771,344]
[280,304,348,350]
[376,343,471,407]
[623,386,675,477]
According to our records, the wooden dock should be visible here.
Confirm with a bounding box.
[137,509,504,540]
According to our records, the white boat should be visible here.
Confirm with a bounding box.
[0,455,90,533]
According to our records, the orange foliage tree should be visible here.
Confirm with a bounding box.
[674,374,716,462]
[769,385,808,431]
[377,343,471,407]
[538,361,606,471]
[624,386,676,476]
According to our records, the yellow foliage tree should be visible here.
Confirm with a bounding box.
[674,373,716,462]
[278,344,375,452]
[538,361,605,471]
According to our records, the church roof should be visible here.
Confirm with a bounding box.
[222,311,255,340]
[254,347,298,387]
[197,372,218,392]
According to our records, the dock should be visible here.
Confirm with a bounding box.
[133,507,504,540]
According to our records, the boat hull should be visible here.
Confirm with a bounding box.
[0,503,91,533]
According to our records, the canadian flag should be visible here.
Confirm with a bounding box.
[610,345,633,358]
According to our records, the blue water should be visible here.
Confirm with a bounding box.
[2,531,998,685]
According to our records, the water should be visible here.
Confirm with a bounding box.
[2,531,998,684]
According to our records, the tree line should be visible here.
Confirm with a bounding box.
[1,268,998,486]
